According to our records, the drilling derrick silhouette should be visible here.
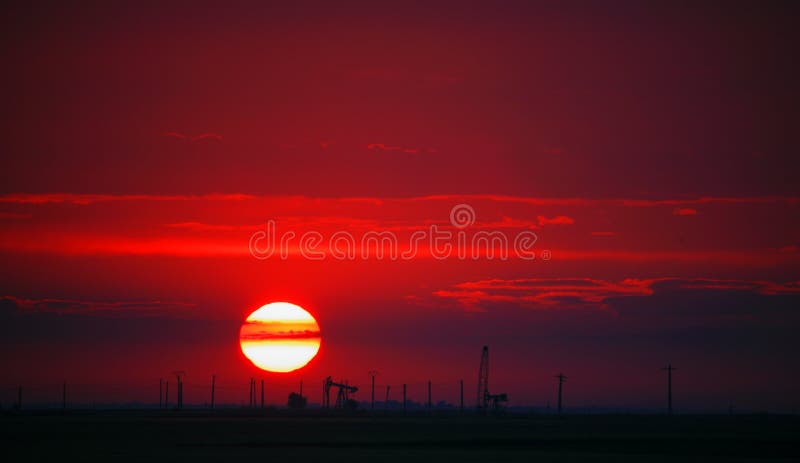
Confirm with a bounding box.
[477,346,508,412]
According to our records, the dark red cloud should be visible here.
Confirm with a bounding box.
[163,132,223,142]
[537,215,575,226]
[0,295,196,318]
[432,277,800,312]
[673,207,698,216]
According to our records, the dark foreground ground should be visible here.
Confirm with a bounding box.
[2,411,799,462]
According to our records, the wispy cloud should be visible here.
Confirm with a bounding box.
[165,222,243,232]
[432,277,800,311]
[367,143,436,154]
[0,193,796,263]
[163,132,223,142]
[0,193,254,205]
[239,330,322,340]
[164,216,388,232]
[413,195,800,208]
[673,207,698,216]
[537,215,575,226]
[434,278,653,311]
[0,296,197,318]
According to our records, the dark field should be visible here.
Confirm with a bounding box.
[2,411,799,462]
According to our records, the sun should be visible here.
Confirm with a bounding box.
[239,302,321,373]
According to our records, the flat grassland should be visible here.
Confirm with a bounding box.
[2,411,798,462]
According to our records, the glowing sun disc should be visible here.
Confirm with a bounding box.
[239,302,321,373]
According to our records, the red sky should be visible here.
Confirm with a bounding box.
[1,1,798,411]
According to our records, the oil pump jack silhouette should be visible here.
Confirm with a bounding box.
[323,376,359,410]
[477,346,508,412]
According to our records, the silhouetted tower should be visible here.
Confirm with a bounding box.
[261,379,265,408]
[210,375,216,410]
[477,346,489,410]
[662,364,676,414]
[369,370,379,409]
[165,381,169,408]
[555,373,567,413]
[385,385,390,410]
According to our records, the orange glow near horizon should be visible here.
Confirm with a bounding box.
[239,302,321,373]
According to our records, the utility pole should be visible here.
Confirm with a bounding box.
[174,372,185,410]
[460,379,464,412]
[402,383,407,415]
[210,375,216,410]
[555,373,567,413]
[477,346,489,410]
[165,381,169,409]
[385,385,390,410]
[261,379,265,408]
[662,364,676,414]
[427,380,432,409]
[369,370,378,410]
